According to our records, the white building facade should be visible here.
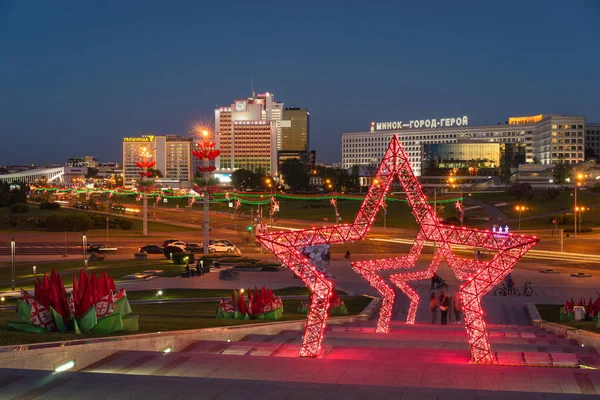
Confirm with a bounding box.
[122,135,192,187]
[342,114,592,175]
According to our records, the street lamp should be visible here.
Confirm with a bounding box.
[514,205,528,231]
[266,178,275,228]
[574,173,586,238]
[192,129,220,255]
[574,206,589,234]
[448,175,464,226]
[82,231,88,268]
[136,146,155,236]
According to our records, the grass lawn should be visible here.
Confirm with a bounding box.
[0,259,183,292]
[0,296,372,346]
[536,304,599,333]
[270,198,459,229]
[126,287,346,301]
[0,205,198,233]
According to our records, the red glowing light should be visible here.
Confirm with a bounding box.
[258,135,539,363]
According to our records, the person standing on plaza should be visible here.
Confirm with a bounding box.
[429,292,438,324]
[439,290,450,325]
[452,290,463,324]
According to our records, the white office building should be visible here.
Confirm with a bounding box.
[342,114,593,175]
[122,135,192,187]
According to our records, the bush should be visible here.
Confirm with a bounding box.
[10,203,29,214]
[39,202,60,210]
[45,213,92,231]
[163,245,184,259]
[172,252,194,265]
[564,227,593,233]
[542,187,560,200]
[119,219,134,230]
[509,183,534,200]
[550,214,574,225]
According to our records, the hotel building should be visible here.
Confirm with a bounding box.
[215,92,280,175]
[342,114,595,176]
[122,135,192,187]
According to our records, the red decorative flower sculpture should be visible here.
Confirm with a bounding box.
[136,161,156,169]
[192,141,221,160]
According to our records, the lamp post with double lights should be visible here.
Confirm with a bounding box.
[574,173,586,238]
[574,206,590,235]
[514,205,528,231]
[448,176,464,226]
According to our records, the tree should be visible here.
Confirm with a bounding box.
[499,165,512,190]
[280,159,310,191]
[231,169,255,189]
[552,156,570,185]
[85,167,99,179]
[532,156,541,164]
[350,165,360,192]
[148,168,163,178]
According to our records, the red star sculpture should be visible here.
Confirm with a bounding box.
[258,135,539,363]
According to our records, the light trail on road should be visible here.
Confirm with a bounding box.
[370,238,600,264]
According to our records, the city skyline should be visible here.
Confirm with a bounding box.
[1,1,599,165]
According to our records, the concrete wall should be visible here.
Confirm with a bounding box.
[0,298,379,372]
[530,303,600,354]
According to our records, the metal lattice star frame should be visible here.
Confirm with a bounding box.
[258,135,539,363]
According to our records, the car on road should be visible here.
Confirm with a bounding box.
[86,243,118,253]
[74,201,90,210]
[169,241,187,249]
[185,243,204,253]
[139,245,163,254]
[209,239,234,246]
[209,242,238,253]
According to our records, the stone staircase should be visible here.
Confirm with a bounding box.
[2,321,600,398]
[80,321,600,374]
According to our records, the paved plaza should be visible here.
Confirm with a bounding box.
[1,321,599,399]
[2,241,600,399]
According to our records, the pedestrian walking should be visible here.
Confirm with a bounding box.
[429,292,438,324]
[452,290,462,324]
[439,290,450,325]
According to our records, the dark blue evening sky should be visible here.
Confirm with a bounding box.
[1,0,599,165]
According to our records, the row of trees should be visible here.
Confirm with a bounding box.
[0,182,28,207]
[231,160,364,193]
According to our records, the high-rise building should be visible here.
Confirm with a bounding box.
[281,108,309,151]
[585,123,600,158]
[122,134,192,187]
[215,92,280,175]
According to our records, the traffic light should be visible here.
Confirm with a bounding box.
[247,225,252,231]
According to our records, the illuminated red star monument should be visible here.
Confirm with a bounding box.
[257,135,539,363]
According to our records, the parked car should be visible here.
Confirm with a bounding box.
[169,241,187,249]
[139,245,163,254]
[162,239,180,247]
[209,239,234,246]
[185,243,204,253]
[209,242,238,253]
